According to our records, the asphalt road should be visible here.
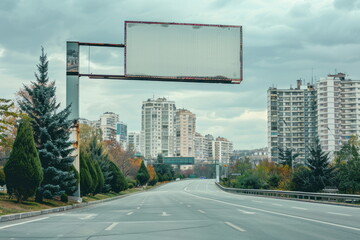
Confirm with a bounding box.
[0,179,359,240]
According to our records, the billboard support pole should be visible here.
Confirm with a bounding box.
[66,41,81,201]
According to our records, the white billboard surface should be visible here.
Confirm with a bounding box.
[125,21,242,83]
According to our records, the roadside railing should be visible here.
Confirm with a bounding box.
[216,182,360,204]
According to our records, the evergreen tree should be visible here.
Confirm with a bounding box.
[4,118,43,202]
[278,147,299,168]
[136,160,150,186]
[88,136,107,193]
[86,155,99,195]
[335,140,360,194]
[80,148,93,196]
[108,160,128,192]
[0,167,5,186]
[18,48,76,201]
[305,139,334,192]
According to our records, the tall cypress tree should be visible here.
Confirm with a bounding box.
[136,160,150,186]
[4,118,43,203]
[18,48,76,201]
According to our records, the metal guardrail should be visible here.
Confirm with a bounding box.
[216,182,360,204]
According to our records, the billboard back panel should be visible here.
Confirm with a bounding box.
[125,21,242,83]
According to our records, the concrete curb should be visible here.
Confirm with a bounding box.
[0,189,144,223]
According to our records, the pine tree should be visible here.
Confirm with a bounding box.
[18,48,76,201]
[305,139,334,192]
[278,147,299,168]
[4,118,43,202]
[136,160,150,186]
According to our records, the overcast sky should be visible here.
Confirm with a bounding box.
[1,0,360,150]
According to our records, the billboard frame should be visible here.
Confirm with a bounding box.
[124,21,242,84]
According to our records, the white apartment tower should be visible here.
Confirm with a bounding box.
[211,137,233,164]
[128,132,142,154]
[100,112,119,141]
[268,80,317,163]
[317,73,360,155]
[175,109,196,157]
[194,132,206,163]
[141,98,176,159]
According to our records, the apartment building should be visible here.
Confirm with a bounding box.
[175,109,196,157]
[317,73,360,156]
[268,80,317,163]
[141,98,176,159]
[100,112,119,141]
[128,132,142,153]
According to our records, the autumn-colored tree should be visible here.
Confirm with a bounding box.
[147,165,157,181]
[0,99,20,158]
[105,139,135,177]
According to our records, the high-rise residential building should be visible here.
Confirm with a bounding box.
[141,97,176,159]
[317,73,360,156]
[211,137,233,164]
[175,109,196,157]
[204,134,214,161]
[128,132,141,153]
[116,121,127,147]
[267,80,317,164]
[100,112,119,141]
[194,132,206,163]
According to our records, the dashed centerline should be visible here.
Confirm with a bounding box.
[328,212,351,217]
[105,222,119,231]
[224,222,246,232]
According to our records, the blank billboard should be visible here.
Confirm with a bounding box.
[125,21,242,84]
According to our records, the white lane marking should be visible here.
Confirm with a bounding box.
[252,200,263,203]
[184,187,188,191]
[0,217,49,230]
[272,203,283,206]
[198,210,206,214]
[238,209,255,215]
[328,212,351,217]
[185,192,360,232]
[291,207,307,210]
[161,212,170,216]
[127,212,134,216]
[80,214,97,220]
[105,222,119,231]
[224,222,246,232]
[187,205,191,208]
[137,207,140,209]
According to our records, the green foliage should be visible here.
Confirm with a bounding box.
[291,165,312,191]
[305,139,334,192]
[136,160,150,186]
[268,174,281,188]
[60,193,68,203]
[80,148,93,196]
[4,118,43,202]
[148,179,157,186]
[18,48,76,201]
[230,157,252,176]
[126,177,137,188]
[335,140,360,194]
[233,173,264,189]
[93,160,104,194]
[278,148,299,167]
[0,167,5,186]
[0,98,18,148]
[108,161,128,193]
[154,164,175,182]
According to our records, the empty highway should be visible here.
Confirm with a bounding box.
[0,179,359,239]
